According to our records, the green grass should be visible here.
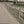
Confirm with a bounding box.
[14,4,24,6]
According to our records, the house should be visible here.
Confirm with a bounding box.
[17,0,24,2]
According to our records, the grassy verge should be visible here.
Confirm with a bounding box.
[13,4,24,6]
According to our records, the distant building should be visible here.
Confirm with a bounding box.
[17,0,24,4]
[17,0,24,2]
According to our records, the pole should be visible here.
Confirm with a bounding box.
[14,0,16,4]
[16,0,17,4]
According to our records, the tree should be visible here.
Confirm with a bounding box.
[4,0,8,2]
[0,0,1,2]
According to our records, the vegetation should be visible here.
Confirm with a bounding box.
[0,0,8,2]
[14,3,24,6]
